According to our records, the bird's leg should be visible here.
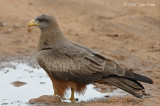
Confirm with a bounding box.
[53,90,57,96]
[53,86,58,96]
[70,88,75,101]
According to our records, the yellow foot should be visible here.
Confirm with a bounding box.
[70,96,74,101]
[53,90,58,97]
[53,93,57,97]
[69,88,78,102]
[70,97,78,102]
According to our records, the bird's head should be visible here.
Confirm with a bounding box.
[28,14,57,30]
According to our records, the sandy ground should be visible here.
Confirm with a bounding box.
[0,0,160,105]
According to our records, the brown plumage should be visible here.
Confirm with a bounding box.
[29,14,153,100]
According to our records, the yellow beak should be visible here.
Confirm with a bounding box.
[28,20,39,26]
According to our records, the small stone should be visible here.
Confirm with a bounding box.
[11,81,27,87]
[1,22,6,27]
[40,82,45,84]
[4,70,9,74]
[8,28,13,32]
[5,28,13,33]
[29,95,62,103]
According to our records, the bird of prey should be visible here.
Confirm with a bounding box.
[28,14,153,101]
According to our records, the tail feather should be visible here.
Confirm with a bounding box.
[103,77,146,98]
[125,71,153,84]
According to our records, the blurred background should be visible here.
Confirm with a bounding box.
[0,0,159,105]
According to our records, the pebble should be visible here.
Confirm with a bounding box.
[7,28,13,33]
[1,22,6,27]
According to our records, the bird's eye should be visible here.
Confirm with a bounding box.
[38,19,43,22]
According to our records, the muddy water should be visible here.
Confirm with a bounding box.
[0,61,127,105]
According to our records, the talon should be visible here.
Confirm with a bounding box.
[70,98,78,101]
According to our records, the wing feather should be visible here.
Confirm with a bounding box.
[37,42,125,83]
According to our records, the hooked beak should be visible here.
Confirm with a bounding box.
[28,19,39,27]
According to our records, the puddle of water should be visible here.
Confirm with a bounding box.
[0,61,127,105]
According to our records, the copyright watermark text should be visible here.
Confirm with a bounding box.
[123,3,156,7]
